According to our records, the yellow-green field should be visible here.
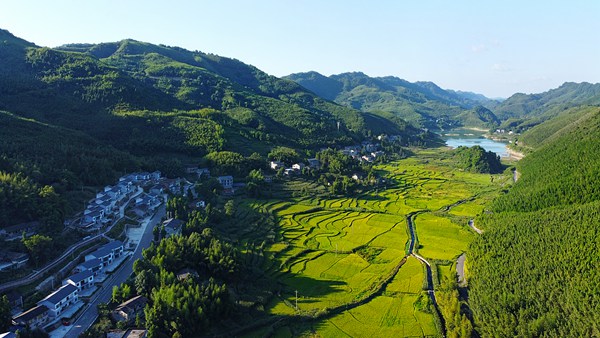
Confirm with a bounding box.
[238,152,507,337]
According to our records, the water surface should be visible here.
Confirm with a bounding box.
[441,129,509,157]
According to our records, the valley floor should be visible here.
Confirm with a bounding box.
[217,150,510,337]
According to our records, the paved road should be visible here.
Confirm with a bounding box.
[64,205,165,337]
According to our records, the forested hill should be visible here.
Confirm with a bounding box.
[0,28,435,227]
[0,28,430,150]
[469,106,600,336]
[285,71,500,129]
[494,82,600,131]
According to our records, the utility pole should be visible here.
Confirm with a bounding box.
[295,290,298,310]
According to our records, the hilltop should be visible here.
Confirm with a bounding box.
[285,71,500,129]
[495,82,600,131]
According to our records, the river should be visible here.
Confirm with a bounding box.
[441,128,509,157]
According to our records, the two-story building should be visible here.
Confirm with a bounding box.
[85,241,124,267]
[217,176,234,190]
[65,269,94,291]
[12,305,49,330]
[37,284,78,318]
[76,258,103,276]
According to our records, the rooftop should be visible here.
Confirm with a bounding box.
[3,221,40,234]
[89,240,123,258]
[38,284,77,305]
[12,305,48,322]
[163,218,184,229]
[67,269,93,283]
[115,295,148,312]
[79,258,102,269]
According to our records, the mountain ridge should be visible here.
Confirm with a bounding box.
[285,71,500,129]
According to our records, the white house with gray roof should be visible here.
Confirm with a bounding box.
[37,284,78,318]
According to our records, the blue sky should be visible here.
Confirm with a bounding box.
[1,0,598,98]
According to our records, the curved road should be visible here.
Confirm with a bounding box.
[64,205,165,338]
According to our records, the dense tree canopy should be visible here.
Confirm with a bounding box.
[469,108,600,336]
[453,145,503,174]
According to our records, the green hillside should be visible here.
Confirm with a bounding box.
[495,82,600,131]
[469,106,600,336]
[0,28,439,229]
[286,71,499,129]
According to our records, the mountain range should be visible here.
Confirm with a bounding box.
[1,26,599,218]
[285,71,501,129]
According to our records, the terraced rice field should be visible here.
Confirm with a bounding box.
[241,153,505,337]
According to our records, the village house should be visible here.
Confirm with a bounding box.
[351,173,363,181]
[270,161,284,170]
[150,171,161,181]
[162,218,184,238]
[65,269,94,291]
[37,284,78,318]
[135,193,160,210]
[307,158,320,169]
[217,176,234,190]
[76,258,103,276]
[371,151,385,158]
[132,204,150,219]
[83,209,104,225]
[160,178,182,195]
[12,305,49,330]
[111,295,148,324]
[284,168,295,176]
[0,252,29,271]
[0,221,41,241]
[176,268,199,281]
[149,185,164,195]
[85,241,124,267]
[361,155,375,162]
[292,163,305,171]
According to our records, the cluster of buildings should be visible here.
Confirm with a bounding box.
[80,171,200,230]
[81,172,161,229]
[10,241,125,332]
[341,141,385,163]
[270,158,320,176]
